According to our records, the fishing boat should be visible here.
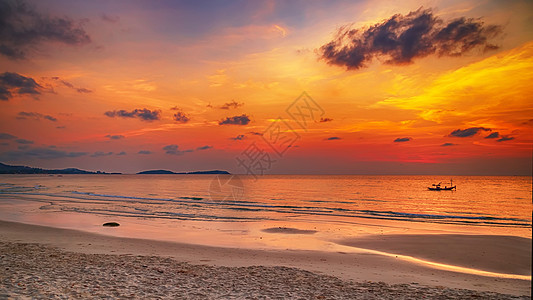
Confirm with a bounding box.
[428,179,456,191]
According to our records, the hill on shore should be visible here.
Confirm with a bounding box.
[0,162,119,174]
[0,163,230,175]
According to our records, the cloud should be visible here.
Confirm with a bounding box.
[162,144,212,155]
[15,138,33,144]
[138,150,152,155]
[105,134,124,140]
[521,119,533,126]
[497,135,514,142]
[219,114,251,125]
[0,72,41,100]
[163,144,193,155]
[394,137,412,142]
[219,100,244,110]
[101,14,119,23]
[116,151,127,156]
[0,147,87,160]
[325,136,341,140]
[17,111,57,121]
[319,117,333,123]
[319,8,502,70]
[484,132,500,139]
[91,151,113,157]
[58,79,92,93]
[163,144,179,154]
[76,88,92,93]
[105,108,161,121]
[0,0,91,59]
[172,110,190,123]
[249,131,263,136]
[441,143,456,147]
[196,145,212,150]
[448,127,491,137]
[0,133,16,139]
[230,134,246,140]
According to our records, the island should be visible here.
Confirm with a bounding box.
[0,162,121,174]
[0,162,229,175]
[137,169,230,175]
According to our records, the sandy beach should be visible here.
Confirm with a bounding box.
[0,220,530,299]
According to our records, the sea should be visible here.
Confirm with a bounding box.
[0,174,531,251]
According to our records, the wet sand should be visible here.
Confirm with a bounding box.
[262,226,318,234]
[0,220,531,298]
[337,234,532,276]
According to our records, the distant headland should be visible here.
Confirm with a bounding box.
[0,162,120,174]
[0,162,230,175]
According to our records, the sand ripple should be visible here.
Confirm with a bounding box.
[0,242,529,299]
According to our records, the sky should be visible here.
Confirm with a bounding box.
[0,0,532,175]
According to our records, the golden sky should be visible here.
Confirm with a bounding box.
[0,0,532,174]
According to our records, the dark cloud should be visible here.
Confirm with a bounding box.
[319,8,502,70]
[230,134,246,140]
[521,119,533,126]
[101,14,119,23]
[163,144,193,155]
[497,135,514,142]
[173,110,190,123]
[441,142,456,147]
[58,79,92,93]
[15,138,33,144]
[394,137,412,142]
[0,72,41,100]
[116,151,127,156]
[138,150,152,155]
[219,100,244,110]
[91,151,113,157]
[325,136,341,140]
[448,127,491,137]
[105,108,161,122]
[76,87,92,93]
[196,145,212,151]
[249,131,263,136]
[163,144,179,154]
[17,111,57,121]
[319,117,333,123]
[219,114,251,125]
[484,132,500,139]
[162,144,212,155]
[56,126,66,129]
[0,133,16,139]
[0,147,87,160]
[105,134,124,140]
[0,142,9,146]
[0,0,91,59]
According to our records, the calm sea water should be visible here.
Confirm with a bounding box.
[0,174,531,247]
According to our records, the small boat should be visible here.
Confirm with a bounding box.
[428,179,456,191]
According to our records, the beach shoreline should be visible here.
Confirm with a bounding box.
[0,220,530,298]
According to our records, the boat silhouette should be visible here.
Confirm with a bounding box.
[428,179,456,191]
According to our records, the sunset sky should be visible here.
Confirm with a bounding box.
[1,0,532,175]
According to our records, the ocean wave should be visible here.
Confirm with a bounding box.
[0,186,529,228]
